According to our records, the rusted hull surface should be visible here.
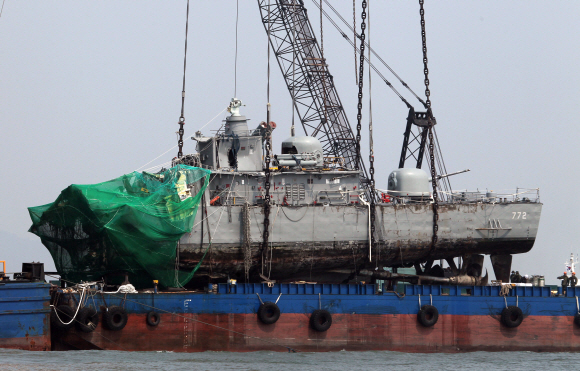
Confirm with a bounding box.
[179,239,536,282]
[0,334,51,351]
[180,202,542,280]
[0,282,52,351]
[56,313,580,353]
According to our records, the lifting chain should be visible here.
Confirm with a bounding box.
[262,3,272,275]
[353,0,358,85]
[354,0,367,171]
[177,118,185,158]
[419,0,430,108]
[367,0,375,261]
[419,0,438,252]
[243,202,252,282]
[261,123,272,273]
[177,0,190,159]
[428,126,438,249]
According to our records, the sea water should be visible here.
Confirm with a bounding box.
[2,349,579,370]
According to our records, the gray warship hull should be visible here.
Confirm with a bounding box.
[177,100,542,284]
[179,190,541,282]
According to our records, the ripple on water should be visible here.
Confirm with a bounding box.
[3,349,580,371]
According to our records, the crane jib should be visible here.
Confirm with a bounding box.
[257,0,370,193]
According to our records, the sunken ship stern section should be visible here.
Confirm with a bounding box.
[179,200,542,281]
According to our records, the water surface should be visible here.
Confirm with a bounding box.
[3,349,579,370]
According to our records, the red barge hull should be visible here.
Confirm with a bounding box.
[50,283,580,353]
[55,312,580,353]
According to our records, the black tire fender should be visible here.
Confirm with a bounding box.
[76,306,99,333]
[146,311,161,327]
[258,302,280,325]
[501,306,524,328]
[51,305,75,331]
[103,305,128,331]
[310,309,332,332]
[574,313,580,327]
[417,305,439,327]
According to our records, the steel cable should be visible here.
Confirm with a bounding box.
[177,0,190,158]
[310,0,410,107]
[317,0,427,108]
[234,0,239,97]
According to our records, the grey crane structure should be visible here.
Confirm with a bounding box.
[257,0,369,188]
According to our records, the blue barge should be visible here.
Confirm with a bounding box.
[0,281,51,351]
[49,282,580,352]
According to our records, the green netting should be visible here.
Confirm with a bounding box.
[28,165,210,289]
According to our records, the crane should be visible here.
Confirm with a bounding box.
[257,0,369,186]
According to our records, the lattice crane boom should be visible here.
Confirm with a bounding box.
[257,0,368,183]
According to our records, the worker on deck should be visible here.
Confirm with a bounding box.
[557,272,569,295]
[509,271,516,283]
[571,272,578,287]
[513,271,522,283]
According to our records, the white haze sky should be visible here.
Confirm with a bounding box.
[0,1,579,284]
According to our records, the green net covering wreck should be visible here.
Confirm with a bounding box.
[28,165,210,288]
